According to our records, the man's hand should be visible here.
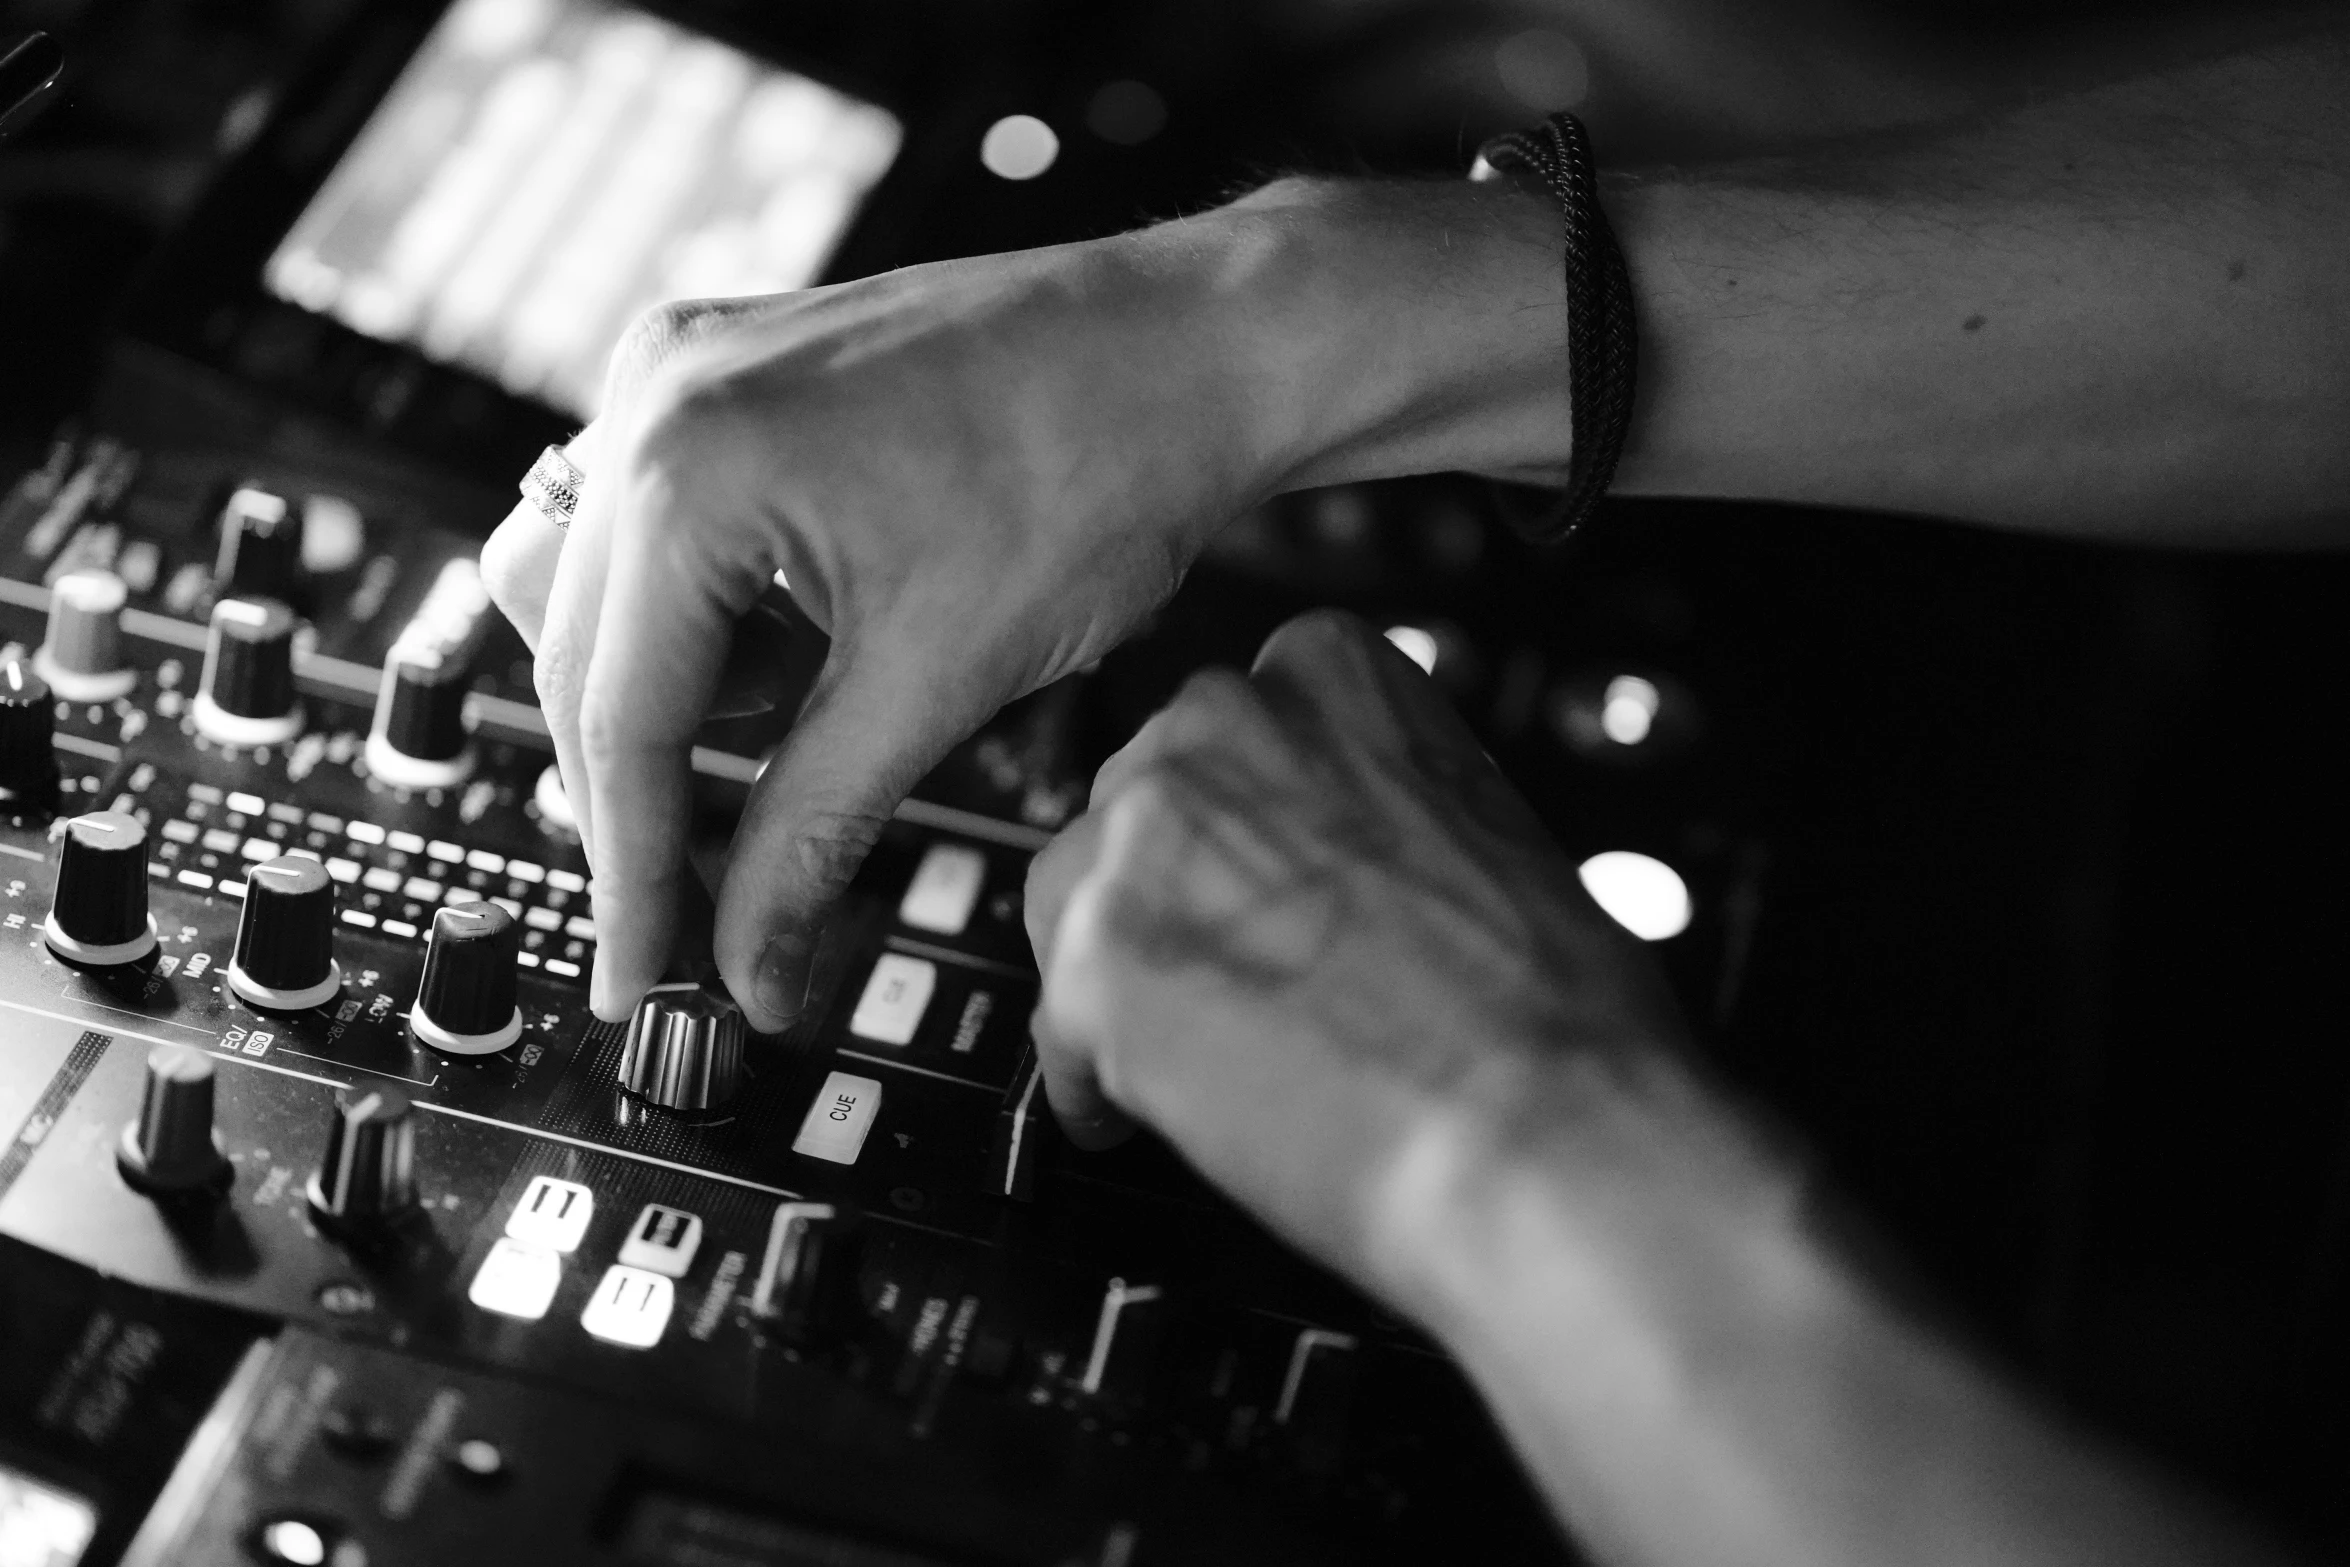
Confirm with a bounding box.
[1023,610,1719,1307]
[479,181,1576,1031]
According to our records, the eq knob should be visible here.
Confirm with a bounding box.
[308,1084,418,1230]
[44,810,158,964]
[618,983,746,1111]
[214,486,302,603]
[227,855,343,1011]
[0,658,59,816]
[365,641,475,789]
[117,1045,231,1198]
[411,901,522,1055]
[33,568,135,702]
[193,596,303,747]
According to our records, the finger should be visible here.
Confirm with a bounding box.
[482,424,603,654]
[578,459,769,1021]
[1023,807,1106,974]
[715,635,983,1034]
[1085,666,1272,812]
[1027,808,1135,1150]
[532,480,614,872]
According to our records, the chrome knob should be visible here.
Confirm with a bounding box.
[618,983,745,1111]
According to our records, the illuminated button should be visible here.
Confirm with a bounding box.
[404,877,445,903]
[326,857,360,883]
[580,1264,673,1349]
[564,915,596,941]
[202,828,240,854]
[899,842,986,935]
[226,791,265,816]
[257,1518,329,1566]
[240,837,276,861]
[176,870,212,890]
[268,803,304,825]
[346,821,386,845]
[341,910,375,929]
[523,906,562,931]
[381,918,417,939]
[849,954,935,1046]
[387,830,425,854]
[545,869,585,894]
[792,1071,882,1165]
[186,783,223,803]
[306,812,344,833]
[506,860,544,883]
[468,1237,560,1320]
[505,1175,593,1252]
[362,867,401,893]
[618,1204,703,1278]
[161,819,198,843]
[490,896,522,918]
[545,958,579,977]
[466,850,505,873]
[428,840,463,863]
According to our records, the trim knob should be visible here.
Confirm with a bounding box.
[45,810,158,964]
[308,1084,418,1229]
[193,596,303,748]
[118,1045,231,1197]
[34,569,135,703]
[412,901,522,1055]
[228,855,342,1011]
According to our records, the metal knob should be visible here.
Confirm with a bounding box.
[618,983,746,1111]
[308,1084,418,1229]
[0,657,58,817]
[228,855,342,1011]
[193,596,303,747]
[411,901,521,1055]
[35,568,134,702]
[45,810,157,964]
[118,1045,232,1197]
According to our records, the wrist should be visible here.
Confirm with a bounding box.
[1121,176,1577,501]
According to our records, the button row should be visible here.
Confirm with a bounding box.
[468,1182,706,1349]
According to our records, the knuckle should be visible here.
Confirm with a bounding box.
[478,519,536,609]
[784,808,890,904]
[575,691,627,762]
[606,298,726,404]
[531,637,585,714]
[1259,607,1378,678]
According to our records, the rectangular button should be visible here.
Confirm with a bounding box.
[793,1072,882,1164]
[387,830,426,854]
[225,791,264,816]
[268,803,304,824]
[404,877,446,903]
[428,840,464,863]
[201,828,239,854]
[185,782,222,804]
[564,915,596,941]
[581,1264,674,1349]
[175,870,212,890]
[341,910,376,929]
[466,850,506,873]
[381,918,417,939]
[161,819,197,843]
[506,860,545,883]
[240,837,276,862]
[346,821,386,845]
[524,906,562,931]
[469,1238,561,1320]
[545,869,586,893]
[505,1175,594,1252]
[326,857,360,884]
[544,958,580,976]
[306,811,344,834]
[899,842,987,935]
[618,1204,703,1278]
[363,867,401,893]
[849,954,935,1046]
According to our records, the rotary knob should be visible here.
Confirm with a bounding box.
[193,596,303,747]
[365,641,475,789]
[215,485,302,603]
[117,1045,231,1198]
[34,569,135,702]
[45,810,158,964]
[618,983,746,1111]
[308,1084,418,1229]
[227,855,343,1011]
[0,657,59,817]
[411,901,521,1055]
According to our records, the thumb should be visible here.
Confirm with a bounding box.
[715,646,980,1034]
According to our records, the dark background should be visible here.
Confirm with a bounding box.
[5,0,2346,1554]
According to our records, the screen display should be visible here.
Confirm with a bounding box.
[0,1464,97,1567]
[266,0,901,417]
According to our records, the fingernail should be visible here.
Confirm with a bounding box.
[752,934,807,1032]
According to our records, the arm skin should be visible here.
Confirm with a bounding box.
[1234,22,2350,543]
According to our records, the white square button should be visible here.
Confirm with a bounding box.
[505,1176,594,1253]
[899,843,987,935]
[469,1238,561,1321]
[849,954,935,1046]
[792,1072,883,1165]
[618,1204,703,1279]
[581,1264,674,1349]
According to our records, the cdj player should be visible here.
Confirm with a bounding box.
[0,1,1670,1562]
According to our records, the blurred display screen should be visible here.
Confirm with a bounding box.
[0,1465,96,1567]
[266,0,901,417]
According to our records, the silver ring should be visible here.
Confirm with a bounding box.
[520,445,585,531]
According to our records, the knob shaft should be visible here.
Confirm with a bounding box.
[365,643,474,788]
[411,901,521,1055]
[45,810,157,963]
[193,596,303,747]
[308,1084,418,1228]
[0,658,59,816]
[228,855,342,1010]
[619,983,746,1110]
[118,1045,231,1197]
[215,486,302,603]
[34,569,134,702]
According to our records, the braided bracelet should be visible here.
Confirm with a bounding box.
[1474,112,1639,546]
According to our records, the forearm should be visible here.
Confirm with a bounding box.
[1188,26,2349,544]
[1377,1058,2292,1567]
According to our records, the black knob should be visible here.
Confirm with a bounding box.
[308,1084,418,1228]
[0,658,59,816]
[365,641,475,788]
[45,810,156,964]
[117,1045,231,1197]
[411,901,521,1054]
[215,486,303,603]
[749,1201,864,1348]
[228,855,342,1011]
[193,596,303,747]
[34,568,135,703]
[619,983,746,1111]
